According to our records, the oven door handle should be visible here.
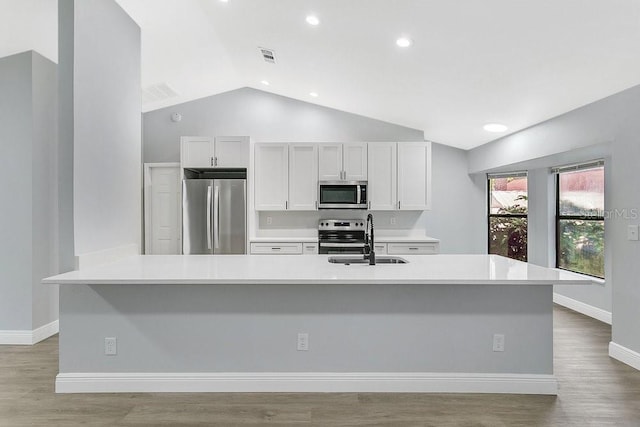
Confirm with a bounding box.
[319,242,365,248]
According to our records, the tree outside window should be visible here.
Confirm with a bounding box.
[556,165,605,278]
[488,174,528,262]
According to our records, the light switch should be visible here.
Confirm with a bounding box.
[628,225,639,241]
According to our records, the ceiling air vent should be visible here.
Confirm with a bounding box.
[258,47,277,64]
[142,82,179,104]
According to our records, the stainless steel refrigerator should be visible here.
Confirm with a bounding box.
[182,172,247,254]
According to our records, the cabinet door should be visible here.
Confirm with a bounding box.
[181,136,214,168]
[214,136,250,167]
[255,143,288,210]
[368,142,397,210]
[343,143,368,180]
[318,144,343,181]
[397,142,432,210]
[289,144,318,210]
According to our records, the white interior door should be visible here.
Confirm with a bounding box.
[145,163,181,254]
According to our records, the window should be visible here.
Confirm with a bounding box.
[555,162,605,278]
[488,173,528,261]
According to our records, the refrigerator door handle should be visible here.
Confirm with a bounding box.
[214,185,220,249]
[206,186,212,250]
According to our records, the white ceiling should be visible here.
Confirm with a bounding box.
[4,0,640,149]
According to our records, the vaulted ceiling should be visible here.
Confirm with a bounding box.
[4,0,640,149]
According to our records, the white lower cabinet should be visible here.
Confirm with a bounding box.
[387,242,439,255]
[373,243,388,254]
[250,242,303,254]
[303,242,319,254]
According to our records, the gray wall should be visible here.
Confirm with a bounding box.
[143,88,486,253]
[0,51,58,331]
[60,283,552,375]
[468,84,640,356]
[0,52,34,330]
[31,51,59,328]
[69,0,142,256]
[57,0,75,274]
[610,115,640,356]
[423,143,486,254]
[143,87,425,163]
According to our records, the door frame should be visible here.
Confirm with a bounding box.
[143,162,181,254]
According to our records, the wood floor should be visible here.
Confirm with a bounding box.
[1,305,639,426]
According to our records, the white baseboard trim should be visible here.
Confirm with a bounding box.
[609,342,640,371]
[75,243,139,270]
[55,372,558,395]
[32,319,59,344]
[0,319,59,345]
[553,293,612,325]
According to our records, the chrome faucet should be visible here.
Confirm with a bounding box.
[363,213,376,265]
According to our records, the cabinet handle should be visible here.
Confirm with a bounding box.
[409,247,419,250]
[398,200,401,210]
[315,200,318,210]
[210,157,214,167]
[368,201,371,210]
[285,201,288,210]
[214,156,218,167]
[272,247,282,251]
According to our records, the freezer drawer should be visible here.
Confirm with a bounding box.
[250,242,303,254]
[387,242,439,255]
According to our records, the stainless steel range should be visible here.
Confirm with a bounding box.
[318,219,366,254]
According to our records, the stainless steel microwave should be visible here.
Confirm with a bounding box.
[318,181,368,209]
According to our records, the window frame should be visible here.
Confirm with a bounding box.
[487,172,528,261]
[554,163,605,279]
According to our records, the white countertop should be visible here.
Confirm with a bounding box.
[43,254,595,286]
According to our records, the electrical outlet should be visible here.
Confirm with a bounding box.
[493,334,505,352]
[390,217,397,225]
[104,337,117,355]
[628,225,639,241]
[297,333,309,351]
[266,216,273,225]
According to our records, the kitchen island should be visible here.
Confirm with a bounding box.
[44,254,594,394]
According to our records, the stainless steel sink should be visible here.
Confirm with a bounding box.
[328,256,409,265]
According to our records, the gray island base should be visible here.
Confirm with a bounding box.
[45,255,595,394]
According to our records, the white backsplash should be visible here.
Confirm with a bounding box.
[256,210,428,238]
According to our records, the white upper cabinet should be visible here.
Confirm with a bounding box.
[289,144,318,210]
[397,141,432,210]
[368,142,397,210]
[318,143,367,181]
[254,143,289,210]
[343,143,368,180]
[214,136,250,167]
[318,144,343,181]
[181,136,249,168]
[181,137,214,168]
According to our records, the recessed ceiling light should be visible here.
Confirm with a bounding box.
[306,15,320,26]
[396,37,412,48]
[483,123,508,132]
[309,92,319,98]
[261,80,270,86]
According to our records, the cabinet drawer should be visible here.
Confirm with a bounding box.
[250,242,302,254]
[373,243,388,254]
[303,243,319,254]
[387,242,439,255]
